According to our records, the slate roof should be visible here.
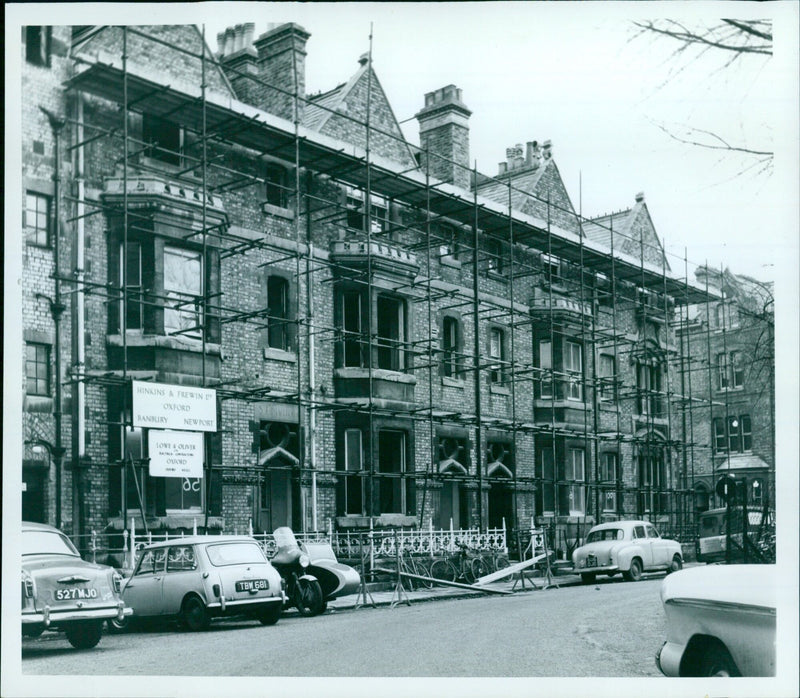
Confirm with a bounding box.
[585,199,669,271]
[475,164,550,210]
[305,83,348,131]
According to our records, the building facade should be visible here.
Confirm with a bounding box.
[676,267,775,515]
[21,23,735,557]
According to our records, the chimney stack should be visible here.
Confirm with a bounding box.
[253,23,310,122]
[415,85,471,190]
[498,139,548,176]
[219,23,310,121]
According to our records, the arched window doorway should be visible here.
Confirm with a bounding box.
[257,421,299,532]
[487,440,514,531]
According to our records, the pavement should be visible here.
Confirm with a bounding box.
[325,569,583,611]
[324,563,706,612]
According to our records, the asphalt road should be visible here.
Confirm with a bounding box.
[21,575,666,678]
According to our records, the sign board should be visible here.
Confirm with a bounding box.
[148,430,204,478]
[132,380,217,432]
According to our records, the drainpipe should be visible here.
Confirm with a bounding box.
[40,107,67,531]
[305,172,317,531]
[73,94,87,523]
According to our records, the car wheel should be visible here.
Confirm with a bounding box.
[580,573,596,584]
[182,596,211,632]
[294,578,324,617]
[623,558,643,582]
[257,604,282,626]
[65,620,103,649]
[107,615,130,633]
[668,555,683,574]
[698,644,740,677]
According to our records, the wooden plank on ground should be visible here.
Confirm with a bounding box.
[474,553,548,585]
[373,568,513,595]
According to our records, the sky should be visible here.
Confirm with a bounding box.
[193,1,797,288]
[7,1,798,287]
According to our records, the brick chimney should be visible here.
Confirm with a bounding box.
[253,23,310,122]
[217,23,259,101]
[219,22,310,122]
[415,85,471,190]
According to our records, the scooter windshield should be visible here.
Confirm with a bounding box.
[273,526,299,549]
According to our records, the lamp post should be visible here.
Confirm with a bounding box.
[40,106,67,531]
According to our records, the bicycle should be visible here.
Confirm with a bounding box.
[429,542,487,584]
[480,549,511,575]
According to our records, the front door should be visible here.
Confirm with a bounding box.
[488,482,513,530]
[257,467,292,532]
[440,481,461,529]
[22,466,47,523]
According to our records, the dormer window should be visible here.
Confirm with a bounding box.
[541,253,560,284]
[26,26,51,67]
[485,238,505,274]
[439,224,459,259]
[142,114,182,166]
[265,164,289,208]
[346,188,387,234]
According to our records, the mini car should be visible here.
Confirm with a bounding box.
[22,521,131,649]
[571,520,683,584]
[656,564,776,676]
[114,535,285,631]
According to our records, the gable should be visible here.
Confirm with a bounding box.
[73,25,234,100]
[519,160,579,235]
[621,204,669,271]
[478,159,579,236]
[318,67,417,169]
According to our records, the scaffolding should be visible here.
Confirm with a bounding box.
[44,23,773,551]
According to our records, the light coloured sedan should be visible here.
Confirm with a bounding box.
[115,536,285,631]
[572,520,683,584]
[22,521,131,649]
[656,564,776,677]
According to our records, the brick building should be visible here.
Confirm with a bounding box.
[675,267,775,515]
[21,23,737,556]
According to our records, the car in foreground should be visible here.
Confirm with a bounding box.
[22,521,130,649]
[571,520,683,584]
[656,564,776,677]
[114,536,285,631]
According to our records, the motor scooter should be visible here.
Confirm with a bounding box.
[271,527,360,616]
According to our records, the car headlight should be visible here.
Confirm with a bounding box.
[299,553,310,568]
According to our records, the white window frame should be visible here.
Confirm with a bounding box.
[489,327,506,384]
[565,341,583,401]
[567,448,585,515]
[599,353,616,401]
[730,351,744,389]
[540,448,556,516]
[343,428,364,516]
[601,452,618,512]
[163,245,203,339]
[539,340,553,398]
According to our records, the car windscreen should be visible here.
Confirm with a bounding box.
[205,542,266,567]
[586,529,623,543]
[22,530,80,556]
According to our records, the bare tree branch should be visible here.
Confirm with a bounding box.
[633,19,773,56]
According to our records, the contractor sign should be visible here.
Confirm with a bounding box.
[132,380,217,432]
